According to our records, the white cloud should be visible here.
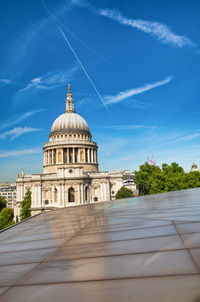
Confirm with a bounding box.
[105,76,172,105]
[31,77,41,84]
[75,98,93,109]
[0,147,41,158]
[125,98,163,110]
[18,65,78,94]
[0,127,41,140]
[0,78,11,89]
[0,109,45,130]
[103,124,157,130]
[99,9,196,48]
[158,132,200,147]
[0,78,10,84]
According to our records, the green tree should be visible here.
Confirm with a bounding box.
[162,163,185,192]
[135,161,200,196]
[0,208,14,229]
[115,186,133,199]
[20,189,31,221]
[135,162,161,195]
[0,196,7,212]
[149,169,166,194]
[185,171,200,188]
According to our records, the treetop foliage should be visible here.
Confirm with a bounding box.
[20,189,31,221]
[0,208,14,230]
[135,162,200,196]
[115,186,133,199]
[0,196,7,212]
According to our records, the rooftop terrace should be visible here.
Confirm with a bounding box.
[0,188,200,301]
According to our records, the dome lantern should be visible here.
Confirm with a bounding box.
[65,84,75,113]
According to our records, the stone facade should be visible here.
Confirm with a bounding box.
[15,85,129,220]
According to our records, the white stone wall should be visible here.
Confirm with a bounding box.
[16,168,132,219]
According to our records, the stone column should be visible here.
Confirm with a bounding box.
[35,186,37,205]
[57,185,61,206]
[100,183,104,201]
[91,149,94,163]
[31,186,34,205]
[33,186,36,207]
[96,149,98,164]
[80,183,84,204]
[67,148,69,163]
[42,191,45,207]
[83,184,85,203]
[73,148,75,163]
[52,186,55,204]
[106,180,110,200]
[88,186,91,203]
[62,184,65,206]
[56,150,58,163]
[66,186,68,204]
[94,150,97,163]
[17,185,20,201]
[78,148,81,163]
[38,185,41,208]
[21,185,24,200]
[62,149,64,164]
[101,183,104,201]
[88,149,91,163]
[51,150,53,164]
[78,184,81,204]
[84,148,86,163]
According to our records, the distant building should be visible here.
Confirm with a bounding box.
[191,161,198,172]
[123,170,137,195]
[15,85,136,219]
[0,183,16,208]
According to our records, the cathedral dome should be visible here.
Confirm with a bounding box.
[50,112,90,135]
[50,84,91,136]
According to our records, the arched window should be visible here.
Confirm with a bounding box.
[68,187,75,203]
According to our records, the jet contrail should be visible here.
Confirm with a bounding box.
[58,26,110,113]
[41,0,110,113]
[41,0,111,65]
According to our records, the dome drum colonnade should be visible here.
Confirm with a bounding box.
[43,145,98,166]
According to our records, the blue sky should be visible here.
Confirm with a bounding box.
[1,0,200,181]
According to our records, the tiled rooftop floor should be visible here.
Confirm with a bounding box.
[0,188,200,301]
